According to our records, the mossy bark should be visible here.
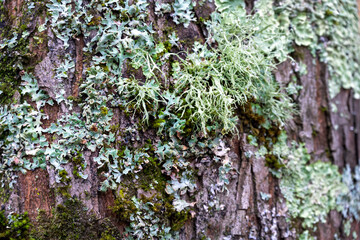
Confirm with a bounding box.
[1,0,360,239]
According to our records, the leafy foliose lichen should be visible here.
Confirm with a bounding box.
[171,0,196,28]
[272,132,346,230]
[275,0,360,98]
[337,165,360,220]
[0,73,49,188]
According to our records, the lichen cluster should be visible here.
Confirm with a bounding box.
[271,132,345,229]
[276,0,360,98]
[0,0,360,239]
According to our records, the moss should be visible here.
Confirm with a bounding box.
[66,96,82,103]
[0,211,33,240]
[59,170,71,184]
[164,203,190,231]
[320,106,328,112]
[69,151,86,179]
[265,153,285,170]
[100,106,108,116]
[87,16,102,26]
[311,130,318,137]
[71,151,83,166]
[56,185,72,199]
[112,189,137,222]
[152,118,166,128]
[84,190,91,200]
[163,40,172,52]
[176,108,196,136]
[109,124,120,133]
[32,199,122,240]
[71,169,80,179]
[239,101,283,168]
[196,16,210,24]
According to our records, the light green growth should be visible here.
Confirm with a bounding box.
[171,0,196,28]
[168,32,179,47]
[1,1,292,237]
[155,3,172,17]
[43,0,199,237]
[247,135,258,147]
[0,73,50,188]
[215,0,245,12]
[123,197,176,239]
[174,5,295,135]
[276,0,360,98]
[337,165,360,220]
[46,0,88,48]
[272,132,346,229]
[214,0,360,235]
[344,218,352,237]
[299,230,316,240]
[3,0,359,238]
[115,78,162,123]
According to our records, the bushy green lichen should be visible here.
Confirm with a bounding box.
[173,5,294,135]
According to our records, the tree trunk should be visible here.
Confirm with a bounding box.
[1,0,360,239]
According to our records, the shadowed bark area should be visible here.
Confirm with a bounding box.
[1,0,360,239]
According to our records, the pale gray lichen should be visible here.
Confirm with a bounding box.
[276,0,360,98]
[272,132,346,229]
[171,0,196,28]
[337,164,360,220]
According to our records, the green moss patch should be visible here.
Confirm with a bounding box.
[32,199,122,240]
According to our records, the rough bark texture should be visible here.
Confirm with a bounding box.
[1,0,360,239]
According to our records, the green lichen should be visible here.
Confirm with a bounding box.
[272,132,346,230]
[171,0,196,28]
[337,165,360,220]
[2,0,359,238]
[173,5,295,135]
[0,0,47,104]
[276,0,360,98]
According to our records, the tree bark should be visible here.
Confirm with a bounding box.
[1,0,360,239]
